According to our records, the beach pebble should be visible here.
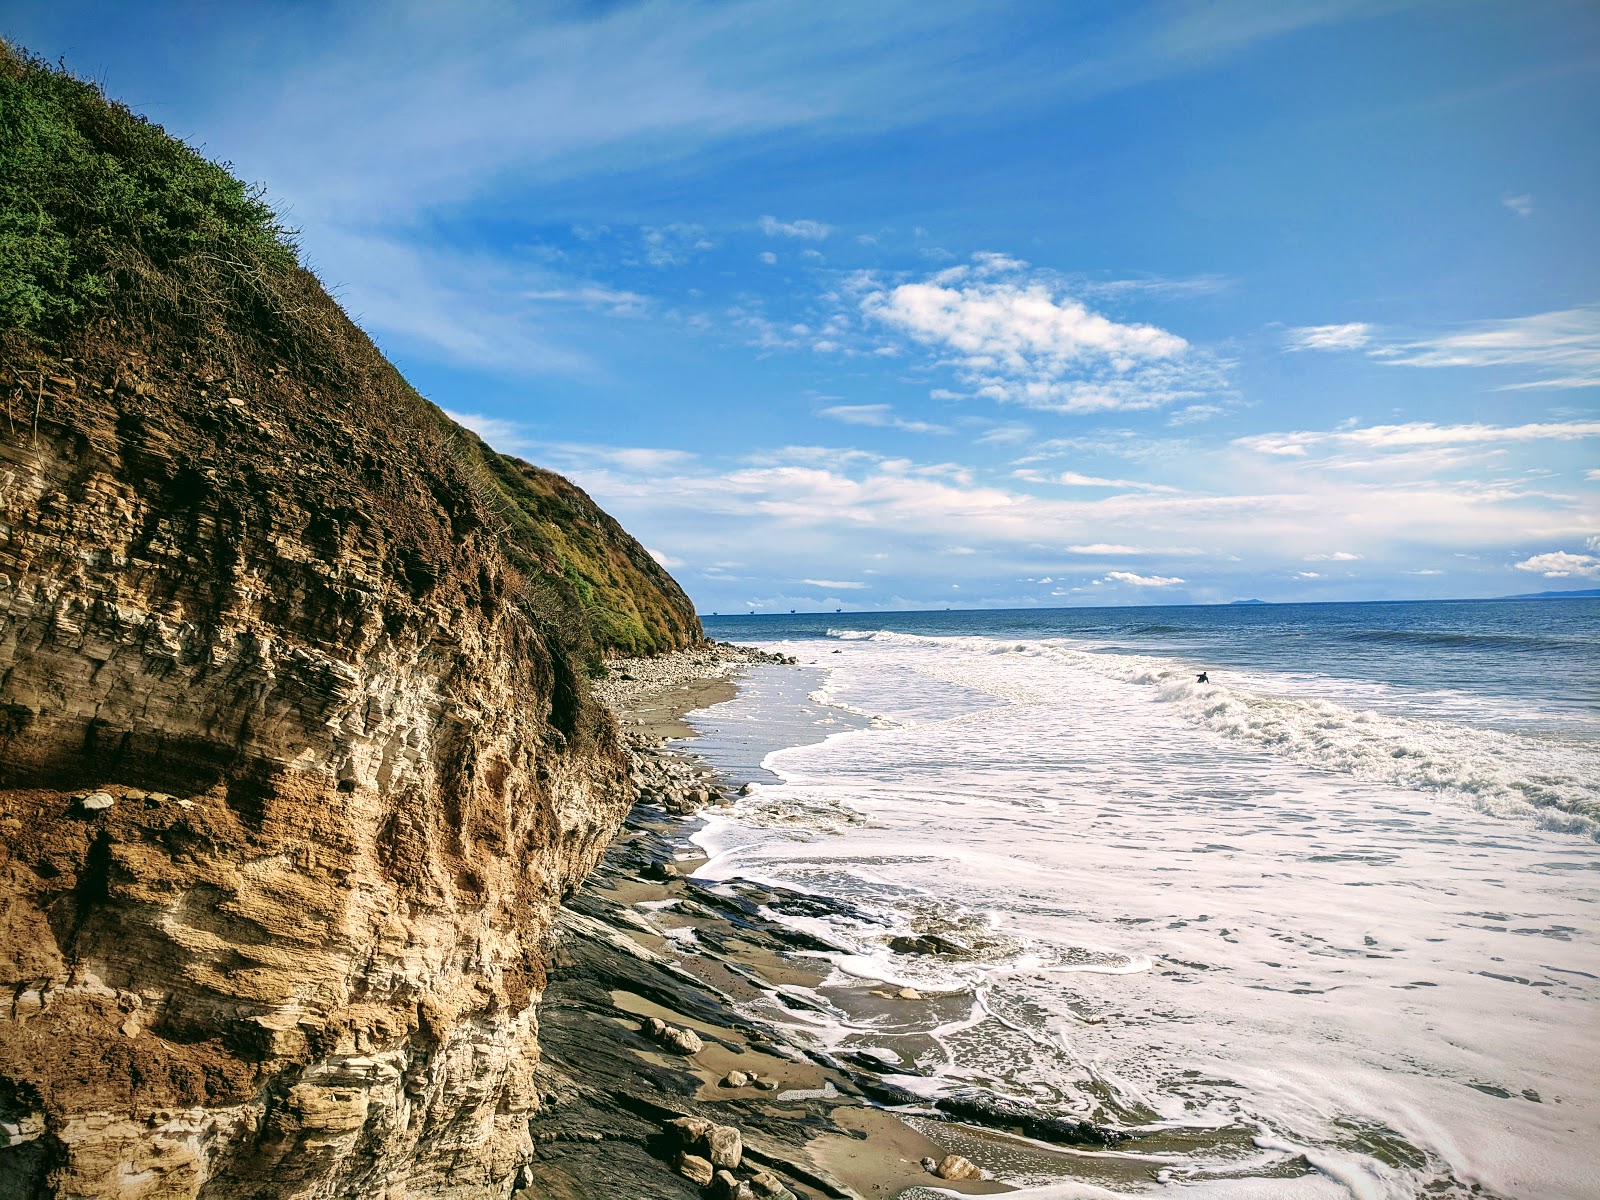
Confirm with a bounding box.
[675,1152,714,1187]
[921,1157,939,1174]
[78,791,115,812]
[897,987,922,1000]
[935,1153,982,1180]
[720,1070,750,1088]
[712,1170,753,1200]
[748,1171,796,1199]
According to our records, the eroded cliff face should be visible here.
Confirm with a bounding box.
[0,49,706,1197]
[0,377,637,1197]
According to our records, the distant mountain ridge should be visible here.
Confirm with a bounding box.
[1502,588,1600,600]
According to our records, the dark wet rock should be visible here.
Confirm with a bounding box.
[888,932,969,956]
[712,1169,753,1200]
[933,1088,1125,1146]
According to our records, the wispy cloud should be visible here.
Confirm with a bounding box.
[1502,193,1534,218]
[1285,322,1372,351]
[802,578,866,589]
[1236,419,1600,457]
[1055,471,1181,492]
[759,215,833,240]
[1374,306,1600,389]
[523,284,648,314]
[860,254,1221,413]
[1306,550,1362,561]
[819,403,951,434]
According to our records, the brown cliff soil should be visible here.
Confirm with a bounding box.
[0,45,703,1199]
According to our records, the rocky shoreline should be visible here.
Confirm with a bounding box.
[514,644,1127,1200]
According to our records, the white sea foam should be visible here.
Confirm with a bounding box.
[686,630,1600,1199]
[832,629,1600,836]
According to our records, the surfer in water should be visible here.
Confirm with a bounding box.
[1196,671,1209,683]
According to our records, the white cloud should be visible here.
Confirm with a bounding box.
[1514,551,1600,579]
[1502,193,1534,218]
[1066,543,1148,555]
[759,215,833,240]
[1236,420,1600,457]
[1103,571,1184,587]
[860,256,1216,414]
[1305,551,1362,561]
[1374,306,1600,389]
[1285,322,1372,351]
[647,547,685,568]
[1294,571,1323,579]
[758,250,778,264]
[802,578,866,589]
[1056,471,1180,493]
[819,404,951,434]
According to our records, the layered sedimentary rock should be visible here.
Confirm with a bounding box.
[0,46,701,1199]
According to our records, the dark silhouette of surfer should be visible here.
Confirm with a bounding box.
[1195,671,1209,683]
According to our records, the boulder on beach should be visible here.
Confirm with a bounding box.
[676,1152,715,1186]
[935,1153,982,1180]
[644,1016,704,1055]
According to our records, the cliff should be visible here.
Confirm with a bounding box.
[0,46,700,1198]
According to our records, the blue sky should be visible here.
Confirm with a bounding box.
[11,1,1599,611]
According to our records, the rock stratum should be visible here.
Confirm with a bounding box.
[0,46,701,1198]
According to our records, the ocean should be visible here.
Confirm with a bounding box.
[685,600,1600,1199]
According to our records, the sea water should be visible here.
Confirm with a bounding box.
[685,601,1600,1199]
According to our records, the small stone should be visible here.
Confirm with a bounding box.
[704,1123,742,1169]
[936,1153,981,1180]
[122,788,148,801]
[897,987,922,1000]
[754,1077,780,1091]
[226,396,245,406]
[711,1170,752,1200]
[720,1070,750,1088]
[666,1115,713,1147]
[79,791,115,812]
[665,1026,703,1055]
[676,1152,714,1187]
[739,782,756,796]
[748,1170,796,1199]
[920,1157,939,1174]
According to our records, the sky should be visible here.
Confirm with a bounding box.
[9,0,1599,612]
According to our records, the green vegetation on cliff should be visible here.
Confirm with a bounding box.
[0,44,699,661]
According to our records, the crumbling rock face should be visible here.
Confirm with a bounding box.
[0,408,634,1197]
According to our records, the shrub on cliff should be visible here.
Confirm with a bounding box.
[0,44,295,335]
